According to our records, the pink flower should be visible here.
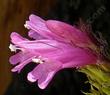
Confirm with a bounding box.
[24,14,96,49]
[9,14,98,89]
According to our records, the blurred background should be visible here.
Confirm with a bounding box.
[0,0,110,95]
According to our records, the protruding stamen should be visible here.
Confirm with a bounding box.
[32,56,44,64]
[9,44,17,52]
[24,23,30,29]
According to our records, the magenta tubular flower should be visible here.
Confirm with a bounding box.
[9,14,98,89]
[24,14,96,49]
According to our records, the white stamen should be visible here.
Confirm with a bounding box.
[32,56,44,64]
[24,23,30,29]
[9,44,17,52]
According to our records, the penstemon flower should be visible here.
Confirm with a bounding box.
[9,14,100,89]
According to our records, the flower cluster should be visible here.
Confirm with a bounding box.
[9,14,100,89]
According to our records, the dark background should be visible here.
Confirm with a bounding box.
[0,0,110,95]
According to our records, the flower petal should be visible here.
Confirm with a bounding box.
[14,39,71,56]
[25,14,53,39]
[27,60,62,89]
[29,14,45,24]
[25,15,70,42]
[11,32,28,44]
[11,55,35,73]
[62,49,98,68]
[9,51,35,64]
[9,52,22,65]
[46,20,93,47]
[28,30,45,39]
[38,71,55,89]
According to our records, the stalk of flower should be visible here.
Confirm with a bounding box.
[9,14,106,90]
[77,20,110,95]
